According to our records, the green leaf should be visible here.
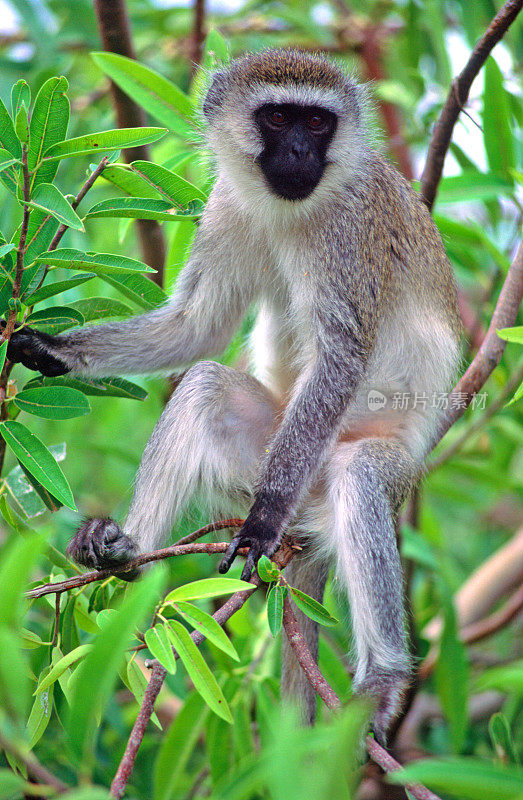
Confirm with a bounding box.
[24,273,96,306]
[289,587,339,627]
[14,386,91,420]
[0,625,31,723]
[0,420,76,509]
[164,577,253,604]
[86,196,203,221]
[101,163,162,198]
[388,756,523,799]
[131,160,207,206]
[489,712,518,765]
[25,305,84,334]
[14,104,29,145]
[4,443,66,519]
[153,692,209,800]
[257,554,280,582]
[174,601,239,661]
[101,271,167,310]
[0,768,25,799]
[67,567,166,769]
[92,52,195,131]
[11,80,30,120]
[0,340,7,374]
[166,620,233,723]
[434,584,469,752]
[28,76,70,190]
[0,242,15,259]
[497,326,523,345]
[24,374,148,401]
[145,623,177,673]
[0,533,45,628]
[0,148,20,172]
[43,127,167,162]
[483,58,515,182]
[35,644,93,695]
[267,584,286,637]
[0,97,22,158]
[26,675,53,748]
[434,173,514,204]
[35,247,156,275]
[474,661,523,695]
[69,297,133,322]
[29,183,85,231]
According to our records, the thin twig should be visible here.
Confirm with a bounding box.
[281,598,441,800]
[51,593,60,647]
[30,156,110,297]
[109,539,298,798]
[420,0,523,209]
[0,729,69,794]
[430,360,523,470]
[432,241,523,449]
[26,519,244,599]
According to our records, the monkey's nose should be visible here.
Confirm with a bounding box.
[290,143,311,160]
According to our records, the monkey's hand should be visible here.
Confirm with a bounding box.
[66,518,140,581]
[2,323,70,377]
[219,503,282,581]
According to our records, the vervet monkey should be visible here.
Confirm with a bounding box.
[7,49,461,741]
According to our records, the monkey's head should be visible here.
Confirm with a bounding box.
[202,50,365,210]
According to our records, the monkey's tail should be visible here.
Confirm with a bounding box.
[281,555,329,723]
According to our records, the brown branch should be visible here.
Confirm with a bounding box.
[109,539,300,799]
[430,360,523,469]
[0,729,69,794]
[359,25,414,180]
[281,598,442,800]
[431,241,523,450]
[418,585,523,682]
[93,0,166,281]
[189,0,206,76]
[26,519,244,599]
[420,0,523,209]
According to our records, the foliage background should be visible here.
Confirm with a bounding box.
[0,1,521,799]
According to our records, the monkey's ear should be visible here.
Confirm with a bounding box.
[203,70,230,119]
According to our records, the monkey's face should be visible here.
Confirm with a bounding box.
[253,103,338,201]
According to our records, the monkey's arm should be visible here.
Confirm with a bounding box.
[6,193,261,377]
[220,296,374,579]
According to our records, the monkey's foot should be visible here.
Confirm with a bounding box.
[66,518,140,581]
[354,668,410,746]
[4,323,70,377]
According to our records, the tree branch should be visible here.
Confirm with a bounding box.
[93,0,166,281]
[430,360,523,470]
[281,598,442,800]
[431,241,523,450]
[420,0,523,209]
[0,729,69,795]
[25,519,245,599]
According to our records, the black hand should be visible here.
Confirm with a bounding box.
[219,512,282,581]
[3,324,70,377]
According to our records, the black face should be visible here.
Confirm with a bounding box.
[254,103,338,201]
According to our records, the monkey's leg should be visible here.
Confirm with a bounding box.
[326,437,418,744]
[281,555,329,724]
[67,362,279,569]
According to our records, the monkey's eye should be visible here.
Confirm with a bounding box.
[308,114,326,131]
[268,110,286,126]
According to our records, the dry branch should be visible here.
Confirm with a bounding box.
[93,0,166,280]
[281,598,442,800]
[420,0,523,209]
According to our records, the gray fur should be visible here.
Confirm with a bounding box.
[21,50,462,739]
